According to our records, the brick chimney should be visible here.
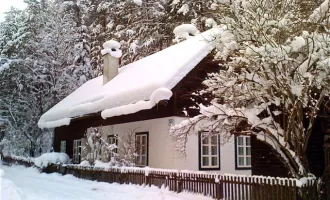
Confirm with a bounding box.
[101,40,122,85]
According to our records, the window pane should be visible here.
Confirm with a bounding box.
[246,157,251,166]
[202,157,209,166]
[238,157,244,166]
[211,135,218,145]
[141,156,146,165]
[211,146,218,155]
[141,145,146,155]
[142,136,146,145]
[202,146,209,155]
[238,147,244,155]
[202,136,208,144]
[60,141,66,153]
[246,147,251,156]
[135,157,140,165]
[237,137,243,145]
[211,157,218,166]
[246,137,251,146]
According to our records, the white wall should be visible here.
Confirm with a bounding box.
[99,116,251,175]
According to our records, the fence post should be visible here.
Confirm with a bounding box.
[60,165,67,175]
[146,174,151,187]
[177,177,183,193]
[216,178,223,200]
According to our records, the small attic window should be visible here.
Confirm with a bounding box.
[111,48,116,51]
[188,33,195,36]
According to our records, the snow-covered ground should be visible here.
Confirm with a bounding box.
[1,165,213,200]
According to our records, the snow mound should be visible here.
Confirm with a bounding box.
[1,176,26,200]
[94,160,110,168]
[133,0,142,6]
[173,24,199,42]
[205,18,217,28]
[103,40,121,49]
[34,153,70,168]
[101,40,122,58]
[79,160,91,167]
[291,36,305,52]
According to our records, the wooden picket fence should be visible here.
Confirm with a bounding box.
[2,155,319,200]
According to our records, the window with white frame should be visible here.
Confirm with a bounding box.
[73,139,81,164]
[236,136,251,168]
[108,135,118,153]
[135,133,148,166]
[199,133,220,169]
[60,141,66,153]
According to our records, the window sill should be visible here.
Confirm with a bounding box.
[235,167,252,170]
[199,166,221,171]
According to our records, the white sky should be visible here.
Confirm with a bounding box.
[0,0,27,21]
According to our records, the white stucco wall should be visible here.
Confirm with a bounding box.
[98,116,251,175]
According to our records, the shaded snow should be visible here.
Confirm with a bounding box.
[38,28,222,128]
[309,0,329,22]
[2,165,212,200]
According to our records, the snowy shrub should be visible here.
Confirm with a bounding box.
[34,153,70,168]
[81,127,138,167]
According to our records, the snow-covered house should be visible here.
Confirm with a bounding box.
[38,28,252,175]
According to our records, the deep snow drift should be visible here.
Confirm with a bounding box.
[0,168,26,200]
[1,165,213,200]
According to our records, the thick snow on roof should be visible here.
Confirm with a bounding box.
[38,28,222,129]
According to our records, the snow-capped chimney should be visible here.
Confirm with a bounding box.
[101,40,122,85]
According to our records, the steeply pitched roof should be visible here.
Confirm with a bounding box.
[38,28,221,129]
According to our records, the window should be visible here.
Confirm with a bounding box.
[108,135,118,153]
[235,136,251,169]
[73,139,81,164]
[199,133,220,170]
[60,141,66,153]
[135,132,148,166]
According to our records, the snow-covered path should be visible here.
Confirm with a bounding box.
[1,165,212,200]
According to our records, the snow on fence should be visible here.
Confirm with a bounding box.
[1,154,35,168]
[1,155,318,200]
